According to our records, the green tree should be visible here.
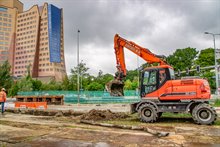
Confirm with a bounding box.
[17,77,33,91]
[195,48,215,66]
[124,77,139,90]
[71,60,89,76]
[126,69,139,82]
[86,82,104,91]
[31,79,42,91]
[202,71,215,90]
[41,79,62,90]
[195,48,216,90]
[0,60,13,90]
[95,71,114,87]
[61,75,72,90]
[95,70,104,84]
[70,60,90,90]
[8,82,19,97]
[167,47,198,71]
[124,79,132,90]
[131,76,139,90]
[101,74,114,84]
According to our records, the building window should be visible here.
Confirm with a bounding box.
[0,7,7,12]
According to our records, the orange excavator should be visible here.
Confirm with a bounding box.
[107,34,217,125]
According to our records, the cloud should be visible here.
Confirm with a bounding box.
[21,0,220,75]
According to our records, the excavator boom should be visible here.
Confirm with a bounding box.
[106,34,167,96]
[114,34,167,77]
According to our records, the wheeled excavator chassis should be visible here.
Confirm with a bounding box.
[131,99,217,125]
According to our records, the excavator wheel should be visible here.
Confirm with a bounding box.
[155,112,163,121]
[158,112,163,118]
[138,103,158,123]
[192,103,217,125]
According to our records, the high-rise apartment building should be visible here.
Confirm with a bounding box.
[0,0,22,66]
[0,0,66,81]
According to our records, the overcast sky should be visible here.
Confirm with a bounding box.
[20,0,220,75]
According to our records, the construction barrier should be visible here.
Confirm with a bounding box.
[15,95,64,105]
[14,102,47,109]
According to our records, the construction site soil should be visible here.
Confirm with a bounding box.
[80,109,128,121]
[1,109,220,147]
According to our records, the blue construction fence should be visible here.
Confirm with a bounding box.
[17,90,140,104]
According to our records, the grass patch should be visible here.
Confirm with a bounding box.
[214,119,220,125]
[101,112,220,126]
[213,99,220,107]
[162,112,191,118]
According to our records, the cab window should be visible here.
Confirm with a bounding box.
[159,69,166,85]
[142,70,157,94]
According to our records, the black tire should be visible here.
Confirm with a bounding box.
[156,112,163,121]
[158,112,163,118]
[189,108,193,115]
[189,103,197,115]
[138,103,158,123]
[192,103,217,125]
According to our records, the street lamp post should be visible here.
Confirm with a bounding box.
[80,60,83,91]
[77,29,80,103]
[205,32,220,95]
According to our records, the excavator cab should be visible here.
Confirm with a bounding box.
[140,66,175,97]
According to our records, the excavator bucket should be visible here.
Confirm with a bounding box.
[106,79,124,97]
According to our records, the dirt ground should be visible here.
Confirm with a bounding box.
[1,111,220,147]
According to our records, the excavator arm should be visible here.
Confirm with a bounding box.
[106,34,167,96]
[114,34,167,78]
